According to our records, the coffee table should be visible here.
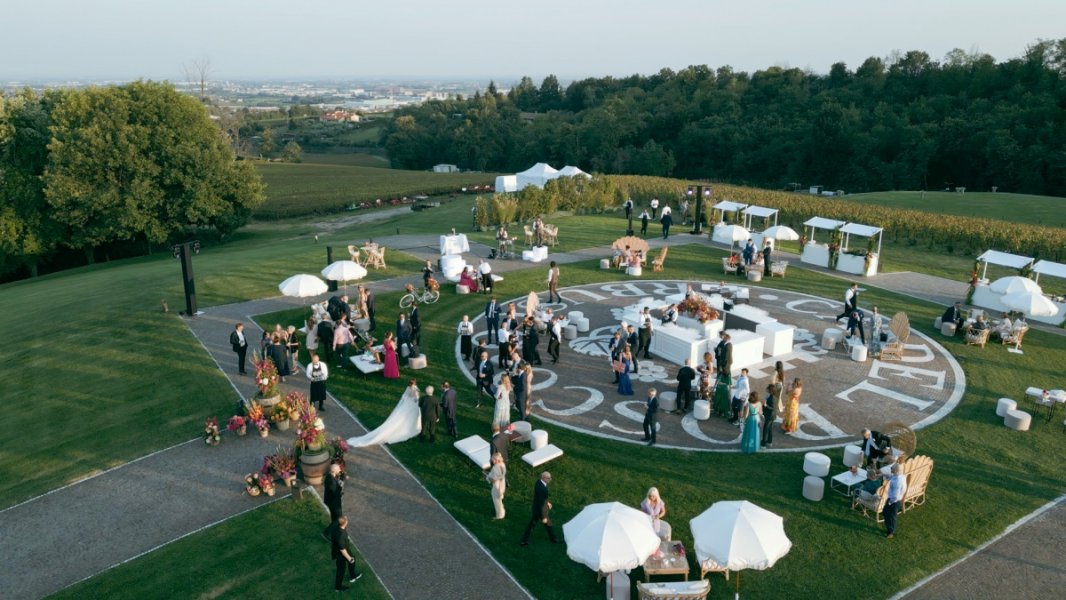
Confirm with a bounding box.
[830,469,868,496]
[643,540,690,582]
[350,354,385,379]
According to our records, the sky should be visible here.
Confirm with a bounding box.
[4,0,1065,83]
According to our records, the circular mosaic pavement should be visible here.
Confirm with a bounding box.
[457,280,964,452]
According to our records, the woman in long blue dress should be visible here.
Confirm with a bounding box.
[740,391,763,454]
[618,349,635,396]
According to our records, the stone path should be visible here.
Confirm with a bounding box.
[2,230,1060,599]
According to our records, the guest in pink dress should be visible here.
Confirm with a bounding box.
[383,332,400,379]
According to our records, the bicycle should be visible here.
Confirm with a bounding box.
[399,284,440,308]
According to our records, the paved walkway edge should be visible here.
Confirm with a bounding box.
[889,492,1066,599]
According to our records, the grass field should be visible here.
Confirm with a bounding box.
[301,152,390,168]
[846,191,1066,228]
[254,162,498,219]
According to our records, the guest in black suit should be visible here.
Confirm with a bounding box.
[846,308,867,345]
[642,389,659,445]
[485,297,501,344]
[328,516,361,591]
[660,211,673,239]
[441,382,458,438]
[942,302,964,328]
[396,313,413,360]
[419,386,439,442]
[316,319,335,363]
[476,351,495,408]
[363,287,377,331]
[762,241,773,276]
[715,332,733,376]
[637,317,654,359]
[836,283,860,321]
[547,316,562,364]
[230,323,248,375]
[322,464,345,538]
[626,324,639,373]
[519,472,559,545]
[409,303,422,346]
[675,359,696,412]
[268,334,291,380]
[858,428,892,467]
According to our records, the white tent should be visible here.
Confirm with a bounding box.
[494,175,517,193]
[558,165,591,179]
[976,250,1033,280]
[515,163,560,190]
[840,222,883,256]
[803,217,846,243]
[1031,259,1066,284]
[741,206,779,230]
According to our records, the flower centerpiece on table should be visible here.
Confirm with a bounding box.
[227,415,247,436]
[204,416,221,446]
[252,352,280,401]
[676,295,720,324]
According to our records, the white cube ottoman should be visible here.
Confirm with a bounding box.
[574,317,590,333]
[746,270,763,282]
[803,452,831,477]
[511,420,532,443]
[564,325,578,340]
[1004,409,1031,431]
[851,345,868,362]
[843,445,863,468]
[456,284,470,295]
[996,398,1017,417]
[530,429,548,450]
[802,475,825,501]
[693,400,711,421]
[940,322,957,336]
[600,258,611,270]
[659,392,677,412]
[408,355,427,370]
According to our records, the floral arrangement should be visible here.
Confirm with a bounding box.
[204,416,221,445]
[262,445,297,485]
[285,391,304,420]
[328,436,350,469]
[297,417,327,452]
[252,352,280,399]
[246,401,269,435]
[270,400,290,424]
[227,415,247,433]
[676,295,720,324]
[673,542,686,557]
[244,472,275,497]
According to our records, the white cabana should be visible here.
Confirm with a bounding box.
[558,165,592,179]
[800,217,845,270]
[515,162,560,191]
[712,200,748,224]
[1032,260,1066,284]
[494,175,517,193]
[741,206,779,230]
[803,217,846,242]
[837,222,883,276]
[976,250,1033,281]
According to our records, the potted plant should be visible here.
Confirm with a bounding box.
[271,402,290,431]
[227,415,247,437]
[252,352,281,410]
[204,416,221,446]
[243,472,274,497]
[263,446,298,487]
[247,401,270,438]
[285,391,305,421]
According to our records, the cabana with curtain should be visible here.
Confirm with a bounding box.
[711,201,749,245]
[836,222,883,276]
[800,217,845,268]
[971,250,1036,317]
[742,206,780,250]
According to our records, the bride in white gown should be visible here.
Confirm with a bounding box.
[347,380,422,447]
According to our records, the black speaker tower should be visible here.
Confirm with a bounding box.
[326,246,338,292]
[177,242,198,316]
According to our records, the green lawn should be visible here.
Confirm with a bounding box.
[301,152,390,168]
[50,496,390,600]
[847,191,1066,229]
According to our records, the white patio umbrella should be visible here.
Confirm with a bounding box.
[717,224,751,253]
[690,500,792,600]
[278,274,328,298]
[990,276,1041,295]
[563,501,660,573]
[761,225,800,258]
[322,260,368,284]
[1001,291,1057,354]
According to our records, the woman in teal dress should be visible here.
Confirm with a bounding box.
[740,391,762,454]
[712,371,732,418]
[617,349,635,396]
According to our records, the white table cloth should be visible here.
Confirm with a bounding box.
[439,234,470,255]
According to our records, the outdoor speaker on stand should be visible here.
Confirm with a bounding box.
[326,246,338,292]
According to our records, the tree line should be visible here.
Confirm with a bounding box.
[383,39,1066,197]
[0,81,265,279]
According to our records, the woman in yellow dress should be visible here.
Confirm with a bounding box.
[781,377,803,434]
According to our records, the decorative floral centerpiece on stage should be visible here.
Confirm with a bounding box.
[204,416,221,445]
[252,352,281,408]
[227,415,247,436]
[677,295,721,324]
[244,472,275,497]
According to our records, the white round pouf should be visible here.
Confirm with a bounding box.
[747,270,763,282]
[511,420,532,442]
[530,429,548,450]
[802,475,825,501]
[934,316,943,329]
[941,322,957,336]
[822,329,843,350]
[803,452,832,477]
[693,400,711,420]
[843,445,863,468]
[568,311,584,321]
[574,317,590,333]
[996,398,1017,417]
[600,258,611,270]
[564,325,578,340]
[659,392,677,412]
[456,284,470,295]
[851,345,868,362]
[1004,409,1031,431]
[627,266,643,276]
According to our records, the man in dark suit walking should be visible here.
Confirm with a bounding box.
[476,351,494,408]
[230,322,248,375]
[485,297,501,344]
[519,472,559,545]
[328,516,361,591]
[675,359,697,413]
[642,388,659,445]
[322,463,345,539]
[547,315,562,364]
[419,386,439,442]
[836,283,860,322]
[660,211,673,239]
[440,381,458,437]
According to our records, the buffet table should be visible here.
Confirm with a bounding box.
[837,252,879,276]
[756,321,795,356]
[725,329,765,372]
[440,254,467,280]
[439,234,469,255]
[724,304,776,332]
[649,323,710,366]
[800,243,830,268]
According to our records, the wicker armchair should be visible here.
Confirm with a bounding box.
[901,455,934,512]
[879,313,910,361]
[652,246,669,272]
[637,580,711,600]
[965,327,990,347]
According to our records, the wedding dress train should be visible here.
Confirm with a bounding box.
[347,385,422,447]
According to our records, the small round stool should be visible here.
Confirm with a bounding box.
[574,317,590,333]
[934,316,943,329]
[1004,409,1031,431]
[511,420,532,443]
[600,259,611,270]
[802,475,825,501]
[843,445,863,468]
[567,311,584,322]
[746,270,763,282]
[530,429,548,450]
[456,284,470,295]
[564,325,578,340]
[693,400,711,420]
[822,329,844,350]
[851,345,868,362]
[803,452,831,477]
[996,398,1017,417]
[627,266,643,276]
[940,322,957,336]
[658,392,677,412]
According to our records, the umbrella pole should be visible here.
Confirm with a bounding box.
[735,571,740,600]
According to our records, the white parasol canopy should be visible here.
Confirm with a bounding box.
[989,276,1041,295]
[718,224,752,242]
[562,502,661,573]
[322,260,368,283]
[761,225,800,241]
[278,274,328,298]
[690,500,792,600]
[1002,291,1059,318]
